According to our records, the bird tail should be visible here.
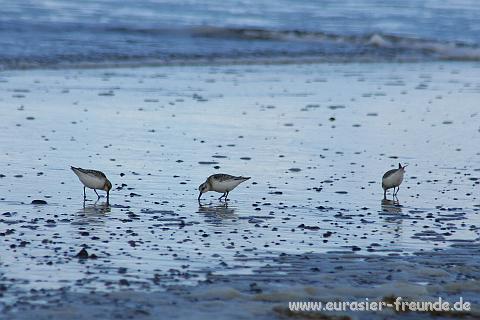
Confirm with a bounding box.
[71,166,82,175]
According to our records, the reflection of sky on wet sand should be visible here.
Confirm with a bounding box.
[0,62,479,293]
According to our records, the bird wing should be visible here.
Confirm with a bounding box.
[210,174,251,182]
[382,169,398,179]
[210,174,236,182]
[71,166,107,178]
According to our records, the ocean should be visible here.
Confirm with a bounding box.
[2,0,480,69]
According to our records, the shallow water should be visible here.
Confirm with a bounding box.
[1,0,480,68]
[0,62,479,302]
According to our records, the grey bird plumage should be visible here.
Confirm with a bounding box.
[382,163,407,199]
[198,174,250,200]
[71,166,112,203]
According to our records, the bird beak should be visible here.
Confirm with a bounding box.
[198,192,202,200]
[107,191,110,204]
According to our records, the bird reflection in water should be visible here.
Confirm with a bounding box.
[381,198,402,214]
[77,202,111,223]
[380,198,404,240]
[82,201,110,213]
[197,202,237,225]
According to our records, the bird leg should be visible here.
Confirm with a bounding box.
[84,186,86,201]
[395,187,400,196]
[225,191,229,201]
[94,189,100,200]
[383,189,387,200]
[218,193,226,200]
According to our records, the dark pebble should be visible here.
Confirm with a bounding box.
[31,200,47,205]
[75,248,90,259]
[119,279,130,286]
[298,224,320,231]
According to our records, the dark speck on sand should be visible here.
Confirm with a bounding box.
[31,199,48,205]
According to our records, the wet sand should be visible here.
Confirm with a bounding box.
[0,62,479,319]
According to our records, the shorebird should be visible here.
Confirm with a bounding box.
[198,174,250,201]
[71,166,112,203]
[382,163,407,199]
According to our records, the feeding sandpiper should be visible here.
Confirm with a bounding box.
[382,163,407,199]
[198,174,250,201]
[71,166,112,203]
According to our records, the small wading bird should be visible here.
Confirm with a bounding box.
[71,166,112,203]
[382,163,407,199]
[198,174,250,201]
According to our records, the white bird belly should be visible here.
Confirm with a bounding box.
[211,180,243,193]
[382,171,404,189]
[78,174,105,189]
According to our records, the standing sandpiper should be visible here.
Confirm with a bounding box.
[382,163,407,199]
[198,174,250,201]
[71,166,112,203]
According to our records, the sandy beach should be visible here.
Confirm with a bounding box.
[0,61,479,319]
